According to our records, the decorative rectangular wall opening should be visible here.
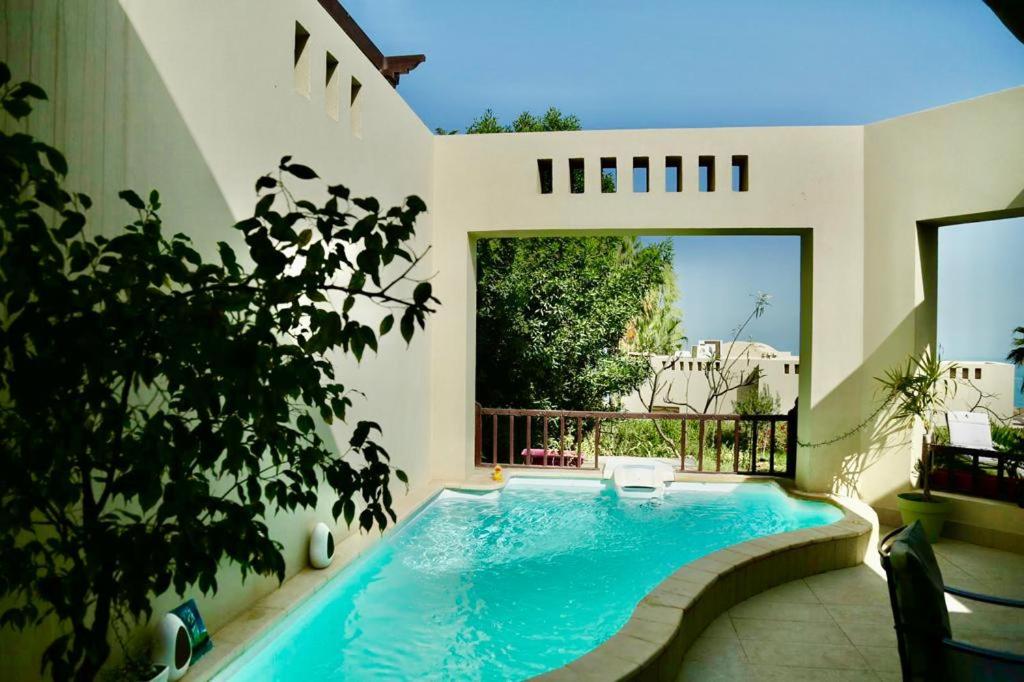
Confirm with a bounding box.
[325,52,339,121]
[949,367,956,378]
[632,157,649,193]
[962,367,969,379]
[732,155,749,191]
[975,367,982,380]
[569,158,585,194]
[665,156,682,192]
[600,157,617,193]
[537,159,553,194]
[698,156,715,192]
[294,22,311,98]
[350,77,363,137]
[784,364,790,374]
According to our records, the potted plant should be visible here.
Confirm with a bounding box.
[877,349,956,542]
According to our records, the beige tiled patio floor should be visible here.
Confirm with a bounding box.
[677,533,1024,681]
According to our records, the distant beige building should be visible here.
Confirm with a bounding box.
[624,341,1016,421]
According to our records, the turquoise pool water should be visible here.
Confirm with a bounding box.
[217,479,841,681]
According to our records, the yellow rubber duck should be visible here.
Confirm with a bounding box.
[491,464,503,482]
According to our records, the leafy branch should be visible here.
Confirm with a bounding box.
[0,66,437,681]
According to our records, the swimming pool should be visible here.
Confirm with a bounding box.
[216,479,842,681]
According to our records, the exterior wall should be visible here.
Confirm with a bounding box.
[623,355,1015,422]
[939,361,1016,422]
[431,125,868,491]
[0,0,434,678]
[858,88,1024,520]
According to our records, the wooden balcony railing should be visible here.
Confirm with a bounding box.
[928,442,1024,506]
[474,405,798,477]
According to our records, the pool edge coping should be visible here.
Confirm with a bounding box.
[529,489,878,682]
[186,475,875,681]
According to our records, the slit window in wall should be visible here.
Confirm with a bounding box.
[784,364,790,374]
[350,77,363,137]
[698,156,715,192]
[975,367,982,380]
[794,364,799,374]
[294,22,311,98]
[732,155,749,191]
[665,156,682,192]
[632,157,649,193]
[600,157,617,193]
[569,158,585,193]
[962,367,968,379]
[537,159,553,194]
[949,368,956,379]
[325,52,339,120]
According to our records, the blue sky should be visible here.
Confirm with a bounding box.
[938,218,1024,362]
[344,1,1022,358]
[346,1,1022,131]
[640,236,801,353]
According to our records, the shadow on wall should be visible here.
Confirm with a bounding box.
[1007,185,1024,211]
[803,308,924,507]
[0,1,350,678]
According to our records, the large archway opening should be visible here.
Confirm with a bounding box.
[468,228,813,478]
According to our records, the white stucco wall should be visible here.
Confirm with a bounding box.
[430,125,868,492]
[623,355,1014,423]
[0,1,435,677]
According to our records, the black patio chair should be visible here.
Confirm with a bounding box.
[878,522,1024,681]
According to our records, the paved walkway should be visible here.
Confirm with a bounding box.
[678,533,1024,681]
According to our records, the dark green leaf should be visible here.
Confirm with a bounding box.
[43,146,67,175]
[118,189,145,210]
[255,175,277,192]
[285,163,318,180]
[12,81,47,100]
[413,282,431,305]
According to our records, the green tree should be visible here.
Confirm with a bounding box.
[621,259,685,356]
[465,106,661,410]
[735,385,781,416]
[476,237,672,410]
[463,106,581,134]
[0,67,436,680]
[461,106,613,192]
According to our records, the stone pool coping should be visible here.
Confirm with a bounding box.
[185,474,875,680]
[532,489,877,681]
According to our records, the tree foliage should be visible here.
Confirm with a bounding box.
[461,106,610,192]
[620,258,685,356]
[463,106,668,410]
[464,107,582,134]
[475,237,672,410]
[1009,326,1024,396]
[735,385,781,416]
[0,67,437,680]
